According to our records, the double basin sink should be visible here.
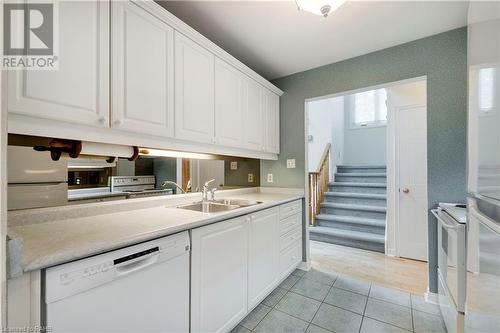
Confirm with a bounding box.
[177,199,262,213]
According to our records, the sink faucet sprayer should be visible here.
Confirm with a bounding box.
[162,180,187,194]
[202,179,217,202]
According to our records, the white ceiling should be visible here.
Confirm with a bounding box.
[157,1,469,79]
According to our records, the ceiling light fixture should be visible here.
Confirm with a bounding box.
[295,0,347,17]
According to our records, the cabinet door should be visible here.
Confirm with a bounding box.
[263,90,280,154]
[175,32,215,144]
[243,78,263,151]
[248,207,279,308]
[7,1,109,127]
[191,217,248,333]
[111,1,174,137]
[214,58,244,148]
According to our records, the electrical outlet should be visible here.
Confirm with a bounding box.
[286,159,296,169]
[230,161,238,170]
[248,173,254,183]
[267,173,273,183]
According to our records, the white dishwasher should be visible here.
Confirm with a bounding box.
[45,231,190,333]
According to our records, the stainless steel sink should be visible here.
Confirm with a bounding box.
[177,202,240,213]
[213,199,262,207]
[177,199,262,213]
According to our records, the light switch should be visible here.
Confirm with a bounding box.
[248,173,254,183]
[267,173,273,183]
[230,161,238,170]
[287,159,296,169]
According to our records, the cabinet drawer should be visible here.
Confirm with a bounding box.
[280,213,301,236]
[280,200,302,220]
[279,244,301,278]
[280,226,301,252]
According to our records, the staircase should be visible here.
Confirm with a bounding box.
[310,165,387,253]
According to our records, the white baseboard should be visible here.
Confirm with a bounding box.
[385,249,397,257]
[425,290,439,304]
[297,260,312,271]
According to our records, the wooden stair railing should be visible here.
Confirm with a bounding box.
[308,143,331,226]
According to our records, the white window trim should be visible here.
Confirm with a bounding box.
[348,92,388,129]
[478,66,498,117]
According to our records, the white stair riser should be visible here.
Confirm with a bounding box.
[324,195,386,206]
[329,186,387,194]
[335,175,387,183]
[309,232,385,253]
[337,167,387,174]
[316,218,385,235]
[321,206,386,219]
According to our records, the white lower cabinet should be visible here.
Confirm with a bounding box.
[191,216,249,333]
[191,200,303,333]
[248,208,279,308]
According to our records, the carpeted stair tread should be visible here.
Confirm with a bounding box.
[337,165,386,169]
[320,202,387,213]
[335,172,387,177]
[316,214,386,227]
[309,226,385,244]
[325,192,387,200]
[329,182,387,188]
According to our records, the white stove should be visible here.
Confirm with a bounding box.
[109,176,173,198]
[432,202,467,333]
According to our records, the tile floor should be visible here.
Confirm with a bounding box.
[232,268,446,333]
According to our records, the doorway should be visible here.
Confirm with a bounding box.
[305,77,428,262]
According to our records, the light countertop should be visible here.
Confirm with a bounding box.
[7,187,304,277]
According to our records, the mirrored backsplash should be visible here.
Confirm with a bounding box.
[7,134,260,210]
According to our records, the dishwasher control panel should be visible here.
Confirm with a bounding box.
[46,231,190,304]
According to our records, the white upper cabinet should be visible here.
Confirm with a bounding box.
[6,1,282,159]
[214,58,244,148]
[174,32,215,144]
[248,208,279,308]
[111,1,174,137]
[243,78,264,151]
[7,1,109,127]
[263,90,280,154]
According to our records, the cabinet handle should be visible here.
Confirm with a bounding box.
[98,116,107,125]
[114,119,123,127]
[251,215,256,220]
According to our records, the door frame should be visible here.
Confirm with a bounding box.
[304,75,427,260]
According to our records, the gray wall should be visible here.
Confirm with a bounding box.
[261,27,468,293]
[343,125,387,165]
[224,159,260,187]
[307,96,344,174]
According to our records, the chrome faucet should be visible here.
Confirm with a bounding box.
[162,180,187,194]
[202,179,216,202]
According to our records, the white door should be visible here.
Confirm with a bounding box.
[248,208,279,308]
[111,1,174,137]
[242,78,263,151]
[7,1,109,127]
[191,217,248,333]
[263,90,280,153]
[214,58,244,148]
[175,32,215,144]
[397,105,428,261]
